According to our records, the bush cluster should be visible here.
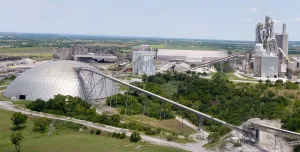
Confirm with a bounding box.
[112,132,126,139]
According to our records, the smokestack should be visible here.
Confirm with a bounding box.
[283,23,286,35]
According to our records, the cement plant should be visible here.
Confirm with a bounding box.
[1,15,300,152]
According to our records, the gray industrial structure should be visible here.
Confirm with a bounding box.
[252,16,289,78]
[74,54,117,63]
[53,46,118,64]
[132,45,156,76]
[53,46,89,60]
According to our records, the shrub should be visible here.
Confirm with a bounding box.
[156,128,161,134]
[166,135,175,141]
[112,132,121,138]
[208,132,221,143]
[96,130,101,135]
[265,79,271,84]
[33,117,50,133]
[11,112,28,129]
[258,79,263,83]
[145,129,156,135]
[288,94,295,99]
[275,79,284,86]
[120,132,126,139]
[267,90,276,98]
[233,141,242,147]
[130,131,141,142]
[90,130,95,134]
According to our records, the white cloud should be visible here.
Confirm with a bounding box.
[204,0,211,4]
[243,7,257,13]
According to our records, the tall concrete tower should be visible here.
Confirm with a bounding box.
[282,23,289,56]
[276,23,289,56]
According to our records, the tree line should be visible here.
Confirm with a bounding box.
[140,72,300,136]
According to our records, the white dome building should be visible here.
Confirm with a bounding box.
[4,60,116,101]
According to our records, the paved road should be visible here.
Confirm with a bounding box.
[0,101,208,152]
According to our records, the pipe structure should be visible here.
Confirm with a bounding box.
[76,67,300,142]
[191,51,251,69]
[249,122,300,140]
[113,59,139,77]
[75,67,245,134]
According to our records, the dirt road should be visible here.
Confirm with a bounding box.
[0,101,208,152]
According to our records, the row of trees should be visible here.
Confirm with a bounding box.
[26,95,122,127]
[138,72,300,135]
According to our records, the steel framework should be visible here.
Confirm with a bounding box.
[75,67,300,146]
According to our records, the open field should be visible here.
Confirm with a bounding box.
[0,109,186,152]
[83,43,133,47]
[125,115,196,135]
[0,92,10,101]
[3,52,52,61]
[226,73,256,81]
[0,47,53,53]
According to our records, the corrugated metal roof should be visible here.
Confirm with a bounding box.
[157,49,228,58]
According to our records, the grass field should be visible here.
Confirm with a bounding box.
[3,52,53,61]
[125,115,196,135]
[0,47,53,53]
[226,73,256,81]
[83,43,133,48]
[0,109,186,152]
[0,92,10,101]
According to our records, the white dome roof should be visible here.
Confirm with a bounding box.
[4,60,115,101]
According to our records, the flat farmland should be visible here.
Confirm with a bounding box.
[83,43,133,47]
[0,47,53,53]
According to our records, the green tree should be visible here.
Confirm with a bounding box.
[208,132,220,143]
[130,131,141,142]
[142,74,147,82]
[33,117,50,133]
[96,130,101,135]
[10,132,24,152]
[11,112,28,129]
[275,79,284,87]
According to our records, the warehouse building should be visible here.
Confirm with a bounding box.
[156,49,228,63]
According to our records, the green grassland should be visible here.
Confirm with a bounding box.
[225,73,257,81]
[125,115,196,135]
[0,92,10,101]
[0,109,186,152]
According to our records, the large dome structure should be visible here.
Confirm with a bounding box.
[4,60,116,101]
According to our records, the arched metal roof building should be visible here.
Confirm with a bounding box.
[3,60,116,101]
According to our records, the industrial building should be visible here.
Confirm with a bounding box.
[53,46,89,60]
[132,45,156,76]
[0,59,35,68]
[3,60,116,101]
[252,16,289,78]
[74,53,117,63]
[156,49,228,63]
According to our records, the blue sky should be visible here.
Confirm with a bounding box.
[1,0,300,40]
